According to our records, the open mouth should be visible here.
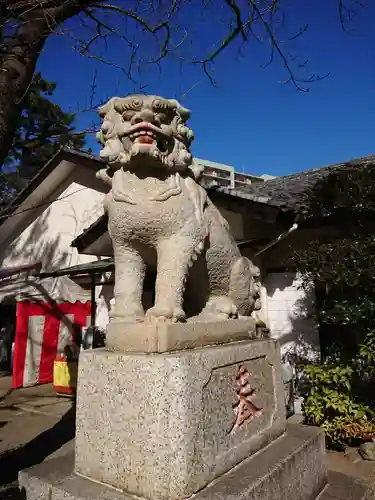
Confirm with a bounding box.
[127,123,169,153]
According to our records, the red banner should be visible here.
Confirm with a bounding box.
[13,300,91,388]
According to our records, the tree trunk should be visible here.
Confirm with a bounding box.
[0,0,100,168]
[0,22,47,169]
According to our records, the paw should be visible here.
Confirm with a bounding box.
[145,305,186,323]
[203,297,238,319]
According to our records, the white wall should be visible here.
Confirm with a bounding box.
[95,280,113,330]
[265,271,320,363]
[0,182,105,272]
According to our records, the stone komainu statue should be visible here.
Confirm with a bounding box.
[96,95,261,324]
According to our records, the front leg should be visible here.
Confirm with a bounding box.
[146,235,200,322]
[111,244,146,323]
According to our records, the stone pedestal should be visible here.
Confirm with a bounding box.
[19,322,328,500]
[75,340,285,500]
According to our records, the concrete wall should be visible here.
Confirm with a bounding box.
[220,208,244,241]
[0,182,105,272]
[264,271,320,363]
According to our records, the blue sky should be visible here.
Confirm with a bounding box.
[37,0,375,177]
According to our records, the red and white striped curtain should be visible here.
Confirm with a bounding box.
[13,300,91,388]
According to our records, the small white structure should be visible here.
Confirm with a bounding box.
[265,271,319,362]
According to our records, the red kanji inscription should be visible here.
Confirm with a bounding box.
[231,365,263,432]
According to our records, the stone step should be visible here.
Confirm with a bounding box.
[317,471,375,500]
[19,424,327,500]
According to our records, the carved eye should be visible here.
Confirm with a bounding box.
[156,113,167,123]
[132,98,141,107]
[122,111,135,122]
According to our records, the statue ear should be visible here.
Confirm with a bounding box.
[189,161,204,181]
[98,96,121,117]
[177,105,191,121]
[168,98,191,121]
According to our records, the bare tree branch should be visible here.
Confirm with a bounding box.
[0,0,367,179]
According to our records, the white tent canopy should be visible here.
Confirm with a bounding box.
[0,275,91,304]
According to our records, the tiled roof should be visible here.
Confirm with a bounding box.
[214,155,375,211]
[4,147,375,240]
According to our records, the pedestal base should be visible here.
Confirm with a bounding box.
[106,317,257,352]
[19,425,327,500]
[74,340,285,500]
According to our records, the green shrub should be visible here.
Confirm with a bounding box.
[291,164,375,448]
[302,364,375,449]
